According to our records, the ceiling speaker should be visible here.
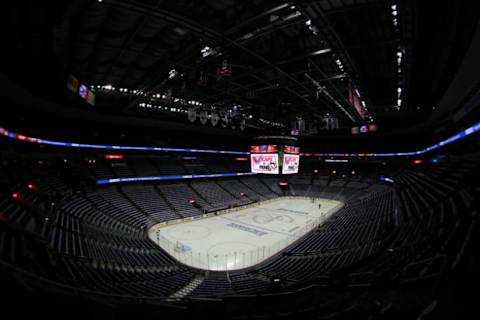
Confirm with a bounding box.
[211,112,219,126]
[187,108,197,123]
[200,110,208,125]
[220,112,229,128]
[239,118,246,131]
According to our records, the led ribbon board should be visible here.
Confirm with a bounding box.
[301,121,480,157]
[1,120,479,157]
[0,126,248,155]
[96,172,257,185]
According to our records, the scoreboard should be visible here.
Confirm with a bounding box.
[282,153,300,174]
[250,144,300,174]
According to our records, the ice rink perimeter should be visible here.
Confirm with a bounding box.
[148,197,344,271]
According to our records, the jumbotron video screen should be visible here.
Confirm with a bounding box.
[250,145,300,174]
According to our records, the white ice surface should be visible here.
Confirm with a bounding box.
[148,197,343,271]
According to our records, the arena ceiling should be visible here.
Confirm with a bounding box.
[3,0,480,130]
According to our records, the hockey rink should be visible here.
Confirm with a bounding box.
[148,197,344,271]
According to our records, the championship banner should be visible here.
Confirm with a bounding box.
[250,153,279,174]
[282,154,300,174]
[66,74,79,93]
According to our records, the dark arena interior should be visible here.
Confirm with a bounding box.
[1,1,480,319]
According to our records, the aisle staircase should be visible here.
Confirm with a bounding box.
[168,276,204,299]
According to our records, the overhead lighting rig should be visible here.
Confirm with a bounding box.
[391,3,404,110]
[305,73,356,122]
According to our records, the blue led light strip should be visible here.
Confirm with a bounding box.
[301,121,480,157]
[96,172,257,185]
[1,120,479,157]
[0,126,248,155]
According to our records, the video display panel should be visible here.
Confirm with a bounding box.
[250,145,278,153]
[282,154,300,174]
[250,153,279,174]
[250,143,300,174]
[284,145,300,154]
[78,84,89,99]
[368,123,378,132]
